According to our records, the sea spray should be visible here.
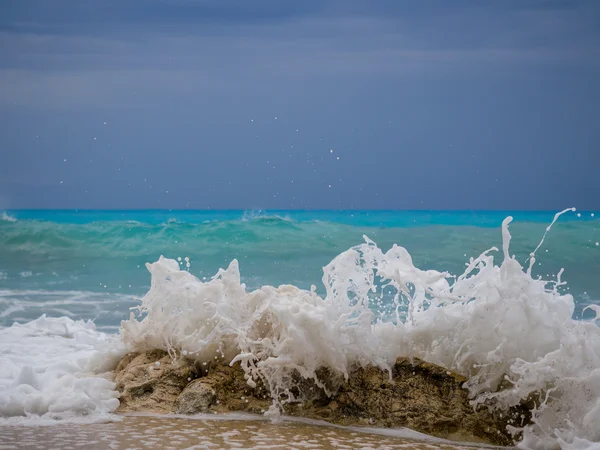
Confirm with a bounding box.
[120,210,600,449]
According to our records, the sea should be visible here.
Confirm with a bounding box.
[1,209,599,449]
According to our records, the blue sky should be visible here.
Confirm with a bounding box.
[1,0,599,209]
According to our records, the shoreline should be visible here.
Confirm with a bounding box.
[0,414,505,450]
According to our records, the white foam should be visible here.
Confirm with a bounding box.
[121,212,600,449]
[0,315,126,424]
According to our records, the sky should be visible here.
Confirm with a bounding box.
[0,0,599,210]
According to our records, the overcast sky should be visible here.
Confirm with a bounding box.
[1,0,599,210]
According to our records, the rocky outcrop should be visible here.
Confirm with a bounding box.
[114,351,531,446]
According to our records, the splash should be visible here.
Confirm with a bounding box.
[121,209,600,449]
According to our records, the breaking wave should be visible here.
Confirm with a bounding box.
[1,209,599,449]
[0,211,16,222]
[119,208,600,449]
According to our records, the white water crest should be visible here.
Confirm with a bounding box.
[120,208,600,449]
[0,211,16,222]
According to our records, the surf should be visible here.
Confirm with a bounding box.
[0,209,599,448]
[117,208,600,448]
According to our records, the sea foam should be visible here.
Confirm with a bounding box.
[0,315,125,424]
[120,209,600,449]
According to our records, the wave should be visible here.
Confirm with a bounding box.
[241,209,294,223]
[118,209,598,448]
[0,289,140,331]
[1,210,600,448]
[0,211,596,259]
[1,211,16,222]
[0,215,314,257]
[2,210,598,306]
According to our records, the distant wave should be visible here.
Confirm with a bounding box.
[1,211,16,222]
[241,209,294,223]
[0,215,332,258]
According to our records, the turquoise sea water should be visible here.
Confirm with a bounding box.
[1,209,599,331]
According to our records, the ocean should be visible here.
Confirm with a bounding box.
[1,209,599,449]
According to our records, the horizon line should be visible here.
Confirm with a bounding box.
[4,207,591,213]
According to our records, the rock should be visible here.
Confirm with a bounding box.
[173,380,216,414]
[189,362,271,415]
[290,358,528,446]
[115,350,200,413]
[113,351,531,446]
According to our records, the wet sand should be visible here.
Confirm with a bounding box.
[0,414,500,450]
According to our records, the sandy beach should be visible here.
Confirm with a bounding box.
[0,414,499,450]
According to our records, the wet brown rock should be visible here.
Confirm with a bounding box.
[175,362,271,415]
[173,380,216,414]
[290,358,528,446]
[113,351,530,446]
[115,350,200,413]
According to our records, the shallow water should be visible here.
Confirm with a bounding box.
[0,415,492,450]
